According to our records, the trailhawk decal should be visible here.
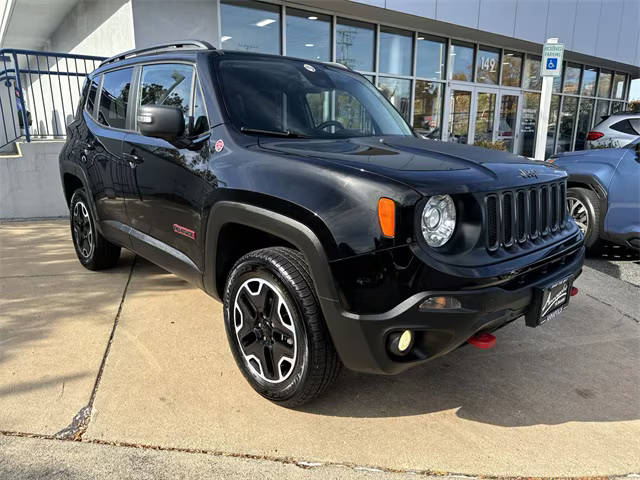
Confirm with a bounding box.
[173,224,196,240]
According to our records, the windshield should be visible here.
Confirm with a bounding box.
[215,56,413,139]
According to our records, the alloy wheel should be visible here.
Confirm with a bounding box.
[567,196,589,235]
[72,201,94,258]
[233,278,297,384]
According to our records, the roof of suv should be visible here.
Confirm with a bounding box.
[95,40,353,75]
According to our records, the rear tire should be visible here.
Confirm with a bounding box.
[69,188,121,270]
[567,187,603,253]
[223,247,341,407]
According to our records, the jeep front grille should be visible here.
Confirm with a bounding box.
[484,180,567,252]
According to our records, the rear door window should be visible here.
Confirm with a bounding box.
[97,68,133,129]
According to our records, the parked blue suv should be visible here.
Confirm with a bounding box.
[549,138,640,252]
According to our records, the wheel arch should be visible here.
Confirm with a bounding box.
[203,201,340,305]
[566,173,608,228]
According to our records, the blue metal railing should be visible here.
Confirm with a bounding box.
[0,48,106,149]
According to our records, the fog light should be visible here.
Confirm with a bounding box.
[387,330,414,356]
[419,296,462,311]
[398,330,412,352]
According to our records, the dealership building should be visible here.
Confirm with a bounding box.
[1,0,639,160]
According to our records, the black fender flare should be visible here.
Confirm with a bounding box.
[59,160,104,231]
[203,201,340,304]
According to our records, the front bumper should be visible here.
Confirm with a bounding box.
[322,244,584,374]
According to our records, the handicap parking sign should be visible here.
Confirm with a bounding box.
[542,42,564,76]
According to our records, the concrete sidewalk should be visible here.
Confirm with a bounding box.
[1,220,639,478]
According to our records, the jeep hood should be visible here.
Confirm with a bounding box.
[259,136,567,195]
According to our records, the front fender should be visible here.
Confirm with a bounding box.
[203,201,341,303]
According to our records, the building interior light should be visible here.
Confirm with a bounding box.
[305,43,315,47]
[417,36,424,40]
[221,36,232,42]
[308,16,318,20]
[256,18,276,27]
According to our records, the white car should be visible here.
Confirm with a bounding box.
[586,111,640,149]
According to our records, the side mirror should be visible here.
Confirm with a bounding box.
[138,105,185,141]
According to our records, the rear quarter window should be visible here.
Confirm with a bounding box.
[85,77,99,116]
[610,119,638,135]
[97,68,133,129]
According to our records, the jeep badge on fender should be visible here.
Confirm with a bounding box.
[59,41,585,407]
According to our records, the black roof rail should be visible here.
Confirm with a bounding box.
[99,40,215,67]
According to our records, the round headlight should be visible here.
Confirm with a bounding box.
[421,195,456,247]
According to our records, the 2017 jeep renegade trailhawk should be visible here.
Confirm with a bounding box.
[60,41,584,406]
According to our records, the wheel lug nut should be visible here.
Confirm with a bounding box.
[286,338,293,346]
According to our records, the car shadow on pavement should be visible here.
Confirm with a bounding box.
[584,242,640,284]
[302,310,640,427]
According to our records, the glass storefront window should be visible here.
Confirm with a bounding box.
[379,27,413,76]
[413,80,443,138]
[415,35,445,80]
[563,64,581,94]
[449,43,474,82]
[518,92,540,157]
[336,18,375,72]
[612,73,626,99]
[523,56,542,90]
[377,77,411,121]
[447,89,471,143]
[594,100,609,126]
[501,51,522,87]
[557,96,578,153]
[581,66,597,96]
[220,0,280,55]
[476,47,500,85]
[553,72,562,93]
[611,101,625,113]
[545,95,560,158]
[286,8,331,61]
[597,70,612,98]
[574,98,595,150]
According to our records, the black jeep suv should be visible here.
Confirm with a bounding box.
[60,41,584,406]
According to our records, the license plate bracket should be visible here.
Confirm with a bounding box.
[525,276,573,327]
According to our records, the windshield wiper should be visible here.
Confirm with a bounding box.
[240,127,308,138]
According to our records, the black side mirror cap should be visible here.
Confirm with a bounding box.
[138,104,185,141]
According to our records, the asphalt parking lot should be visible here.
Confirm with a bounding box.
[1,220,639,478]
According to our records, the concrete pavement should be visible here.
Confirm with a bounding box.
[1,220,639,478]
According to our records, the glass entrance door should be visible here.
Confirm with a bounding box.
[447,88,472,143]
[474,90,497,144]
[445,84,521,152]
[496,93,521,153]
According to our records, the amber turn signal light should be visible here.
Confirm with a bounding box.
[378,197,395,238]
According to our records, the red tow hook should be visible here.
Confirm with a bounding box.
[467,332,496,349]
[570,286,579,297]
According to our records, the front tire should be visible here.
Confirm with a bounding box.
[567,187,603,252]
[69,188,121,270]
[223,247,341,407]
